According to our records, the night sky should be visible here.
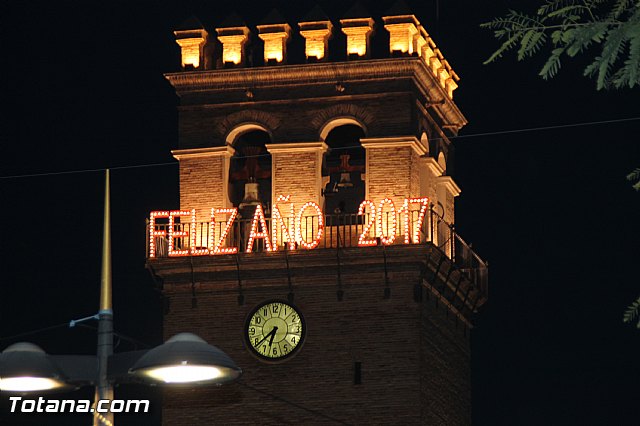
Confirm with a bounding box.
[1,1,639,425]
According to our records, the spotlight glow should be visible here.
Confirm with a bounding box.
[0,377,64,392]
[142,365,223,384]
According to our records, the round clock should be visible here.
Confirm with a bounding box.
[245,300,305,361]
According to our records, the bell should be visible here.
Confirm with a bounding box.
[337,172,353,188]
[239,181,261,209]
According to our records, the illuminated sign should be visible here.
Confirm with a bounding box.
[148,196,429,258]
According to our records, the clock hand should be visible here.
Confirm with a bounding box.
[268,326,278,346]
[255,326,278,347]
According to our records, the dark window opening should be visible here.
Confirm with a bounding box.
[229,130,273,214]
[323,124,366,215]
[354,361,362,385]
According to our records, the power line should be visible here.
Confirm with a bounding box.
[0,162,177,180]
[0,322,75,342]
[1,116,638,181]
[450,116,640,141]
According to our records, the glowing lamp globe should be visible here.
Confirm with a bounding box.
[0,343,68,392]
[130,333,241,385]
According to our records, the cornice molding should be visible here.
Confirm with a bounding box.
[265,142,328,153]
[436,175,462,197]
[165,58,467,130]
[360,136,428,156]
[423,157,444,176]
[172,146,235,160]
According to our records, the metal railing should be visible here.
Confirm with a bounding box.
[146,207,488,294]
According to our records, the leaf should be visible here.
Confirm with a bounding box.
[628,168,640,190]
[481,1,640,89]
[552,29,564,44]
[517,30,548,59]
[538,0,579,16]
[561,28,577,43]
[528,32,547,54]
[623,296,640,327]
[565,23,609,57]
[610,0,633,19]
[548,5,585,18]
[484,33,523,64]
[593,25,627,89]
[539,47,566,78]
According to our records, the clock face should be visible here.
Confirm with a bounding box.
[245,301,305,361]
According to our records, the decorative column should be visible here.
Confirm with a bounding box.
[257,18,291,64]
[361,137,428,244]
[420,157,444,205]
[174,17,208,70]
[172,146,235,220]
[299,12,332,61]
[360,136,427,208]
[216,23,250,66]
[436,175,461,226]
[382,14,419,55]
[340,17,374,58]
[266,142,327,247]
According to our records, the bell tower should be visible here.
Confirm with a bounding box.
[148,3,487,425]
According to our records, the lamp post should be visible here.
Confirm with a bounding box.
[0,170,242,425]
[95,168,115,426]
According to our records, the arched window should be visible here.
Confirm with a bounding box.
[420,132,430,155]
[322,124,366,215]
[228,130,273,213]
[437,151,447,173]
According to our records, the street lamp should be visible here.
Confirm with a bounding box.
[0,170,241,424]
[0,343,69,392]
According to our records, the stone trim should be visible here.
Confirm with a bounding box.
[423,157,444,176]
[360,136,428,156]
[436,175,461,197]
[171,146,235,160]
[265,142,328,153]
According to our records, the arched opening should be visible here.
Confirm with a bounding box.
[228,130,273,213]
[437,151,446,173]
[320,117,366,142]
[420,132,430,155]
[322,124,366,215]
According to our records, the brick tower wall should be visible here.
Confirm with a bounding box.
[158,247,471,425]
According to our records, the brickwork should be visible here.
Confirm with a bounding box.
[436,177,460,227]
[257,26,290,63]
[411,150,421,198]
[267,144,325,209]
[176,151,232,221]
[177,89,416,149]
[421,293,471,425]
[446,190,455,226]
[385,23,419,54]
[365,146,412,208]
[299,28,331,60]
[155,246,471,425]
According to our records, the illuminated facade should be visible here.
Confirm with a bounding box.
[148,4,486,425]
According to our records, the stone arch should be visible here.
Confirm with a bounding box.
[420,132,430,155]
[226,123,271,146]
[311,104,374,140]
[437,151,446,172]
[319,116,367,141]
[217,109,280,144]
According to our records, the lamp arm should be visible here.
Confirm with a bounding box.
[68,314,100,328]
